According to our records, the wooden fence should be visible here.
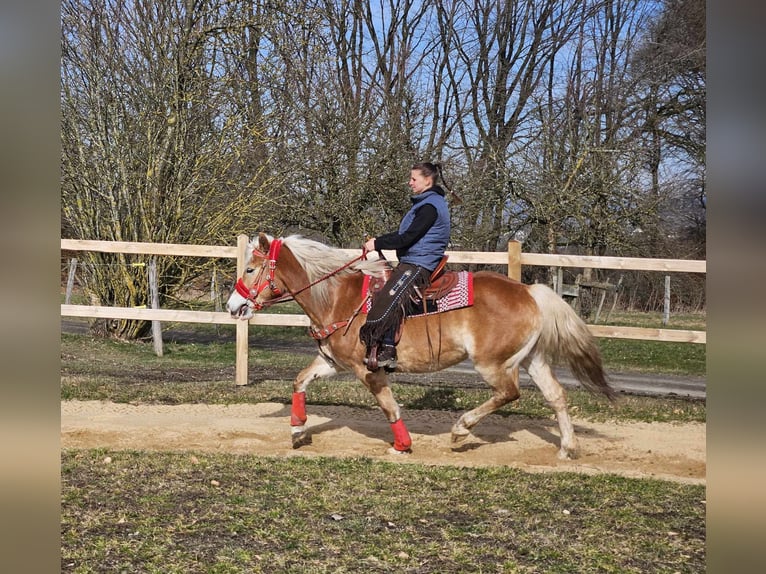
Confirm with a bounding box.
[60,236,706,385]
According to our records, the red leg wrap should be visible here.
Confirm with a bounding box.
[291,391,307,426]
[390,418,412,451]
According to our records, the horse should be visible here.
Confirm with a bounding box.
[226,233,617,459]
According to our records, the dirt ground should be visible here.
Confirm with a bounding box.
[61,400,705,485]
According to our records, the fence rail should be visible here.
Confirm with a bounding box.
[61,236,706,385]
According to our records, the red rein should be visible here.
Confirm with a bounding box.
[237,238,368,312]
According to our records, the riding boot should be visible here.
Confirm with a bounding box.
[376,344,397,371]
[377,327,398,370]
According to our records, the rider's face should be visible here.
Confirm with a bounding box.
[408,170,433,194]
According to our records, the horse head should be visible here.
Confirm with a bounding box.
[226,232,285,320]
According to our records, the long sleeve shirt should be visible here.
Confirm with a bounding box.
[373,204,437,252]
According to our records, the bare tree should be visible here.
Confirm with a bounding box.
[61,0,705,319]
[61,0,277,338]
[514,2,665,266]
[433,0,588,251]
[510,0,704,309]
[249,0,439,246]
[633,0,706,255]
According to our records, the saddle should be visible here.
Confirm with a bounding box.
[420,256,458,300]
[362,257,473,332]
[365,256,457,302]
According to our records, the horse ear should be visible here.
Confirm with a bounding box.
[257,232,270,252]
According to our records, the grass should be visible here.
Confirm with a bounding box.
[61,450,706,574]
[60,311,707,572]
[602,310,705,331]
[595,310,706,377]
[61,332,705,424]
[597,338,705,377]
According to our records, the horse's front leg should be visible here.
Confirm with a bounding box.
[291,354,337,448]
[359,369,412,454]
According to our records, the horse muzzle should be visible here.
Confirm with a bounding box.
[233,303,253,320]
[227,293,255,320]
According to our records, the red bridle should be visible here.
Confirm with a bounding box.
[234,239,287,310]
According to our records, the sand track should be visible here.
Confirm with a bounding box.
[61,400,705,485]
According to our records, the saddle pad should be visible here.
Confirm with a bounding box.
[362,271,474,316]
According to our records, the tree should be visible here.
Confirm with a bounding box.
[61,0,278,338]
[259,0,437,246]
[61,0,705,318]
[511,2,667,268]
[633,0,706,256]
[433,0,590,252]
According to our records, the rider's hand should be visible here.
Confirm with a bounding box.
[363,237,376,253]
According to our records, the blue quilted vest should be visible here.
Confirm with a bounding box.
[397,189,450,271]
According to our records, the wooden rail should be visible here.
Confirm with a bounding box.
[60,238,238,258]
[61,237,706,385]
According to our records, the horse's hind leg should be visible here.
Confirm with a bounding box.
[451,364,521,444]
[523,353,579,460]
[291,354,338,448]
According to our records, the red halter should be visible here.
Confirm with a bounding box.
[234,239,285,308]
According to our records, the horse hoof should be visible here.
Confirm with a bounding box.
[292,434,312,448]
[557,447,579,460]
[387,446,411,455]
[451,429,470,444]
[291,427,312,449]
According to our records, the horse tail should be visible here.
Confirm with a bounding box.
[527,284,617,402]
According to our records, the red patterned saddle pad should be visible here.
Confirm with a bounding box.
[362,271,474,316]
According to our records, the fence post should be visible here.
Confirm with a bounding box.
[211,267,222,312]
[235,234,250,386]
[663,275,671,326]
[507,240,521,281]
[65,258,78,304]
[148,258,164,357]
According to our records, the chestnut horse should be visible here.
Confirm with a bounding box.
[227,233,616,459]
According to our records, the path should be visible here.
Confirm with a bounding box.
[61,400,705,485]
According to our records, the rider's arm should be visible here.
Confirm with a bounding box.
[373,204,437,251]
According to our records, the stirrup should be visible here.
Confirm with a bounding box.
[376,344,397,371]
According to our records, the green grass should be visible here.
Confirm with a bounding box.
[60,311,707,572]
[597,338,705,377]
[61,331,705,424]
[64,307,706,377]
[602,310,705,331]
[62,450,705,574]
[595,311,706,376]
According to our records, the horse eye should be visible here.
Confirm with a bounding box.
[246,267,255,274]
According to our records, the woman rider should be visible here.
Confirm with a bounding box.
[360,162,451,371]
